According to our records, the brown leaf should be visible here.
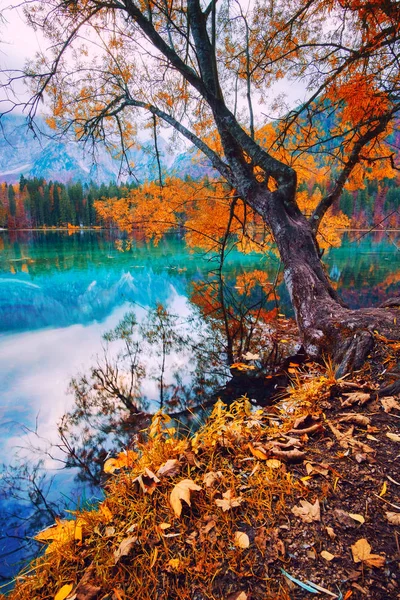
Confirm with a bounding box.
[234,531,250,548]
[114,536,137,564]
[305,461,329,477]
[157,459,181,478]
[351,538,385,568]
[203,471,223,487]
[291,499,320,523]
[74,564,102,600]
[333,509,358,528]
[271,448,305,461]
[339,414,371,427]
[133,468,160,495]
[385,511,400,525]
[215,489,243,512]
[227,592,248,600]
[170,478,202,517]
[341,392,370,407]
[380,397,400,413]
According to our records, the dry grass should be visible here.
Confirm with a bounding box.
[6,368,336,600]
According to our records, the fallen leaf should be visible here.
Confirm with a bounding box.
[103,450,138,473]
[385,511,400,525]
[133,468,160,495]
[159,523,171,530]
[320,550,335,561]
[379,481,387,497]
[114,536,137,564]
[351,538,372,562]
[200,519,216,535]
[99,503,113,523]
[203,471,223,487]
[381,397,400,412]
[305,461,329,476]
[234,531,250,548]
[248,443,268,460]
[272,448,305,461]
[227,592,247,600]
[291,499,320,523]
[348,513,365,525]
[333,509,358,528]
[35,517,85,553]
[168,558,181,570]
[54,584,73,600]
[326,526,336,539]
[266,459,282,469]
[170,478,202,517]
[339,414,370,426]
[157,459,181,478]
[341,392,370,406]
[351,538,385,568]
[386,432,400,442]
[215,489,243,512]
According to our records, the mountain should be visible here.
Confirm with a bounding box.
[0,113,200,184]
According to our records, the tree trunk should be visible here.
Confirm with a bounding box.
[249,186,400,377]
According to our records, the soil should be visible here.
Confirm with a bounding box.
[255,337,400,600]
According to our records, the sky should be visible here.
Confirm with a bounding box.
[0,2,307,122]
[0,3,46,109]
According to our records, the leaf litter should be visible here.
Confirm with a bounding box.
[6,352,400,600]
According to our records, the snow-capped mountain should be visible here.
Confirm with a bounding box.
[0,113,210,184]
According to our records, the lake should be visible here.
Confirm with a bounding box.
[0,228,399,584]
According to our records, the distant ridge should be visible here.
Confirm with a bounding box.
[0,114,214,184]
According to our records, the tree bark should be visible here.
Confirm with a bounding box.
[246,184,400,376]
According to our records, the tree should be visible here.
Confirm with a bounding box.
[3,0,400,374]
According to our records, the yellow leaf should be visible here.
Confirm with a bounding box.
[351,538,385,568]
[386,432,400,442]
[170,479,202,517]
[385,511,400,525]
[159,523,171,530]
[99,503,113,523]
[266,459,282,469]
[248,443,268,460]
[320,550,335,561]
[54,584,73,600]
[234,531,250,548]
[351,538,371,563]
[348,513,365,525]
[168,558,181,570]
[215,489,243,512]
[379,481,387,497]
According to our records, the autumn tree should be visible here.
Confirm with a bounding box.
[3,0,400,374]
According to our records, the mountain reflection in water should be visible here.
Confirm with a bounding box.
[0,228,398,583]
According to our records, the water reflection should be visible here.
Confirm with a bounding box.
[0,229,399,582]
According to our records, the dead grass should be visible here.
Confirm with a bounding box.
[3,368,345,600]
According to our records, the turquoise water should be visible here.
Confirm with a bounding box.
[0,228,399,582]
